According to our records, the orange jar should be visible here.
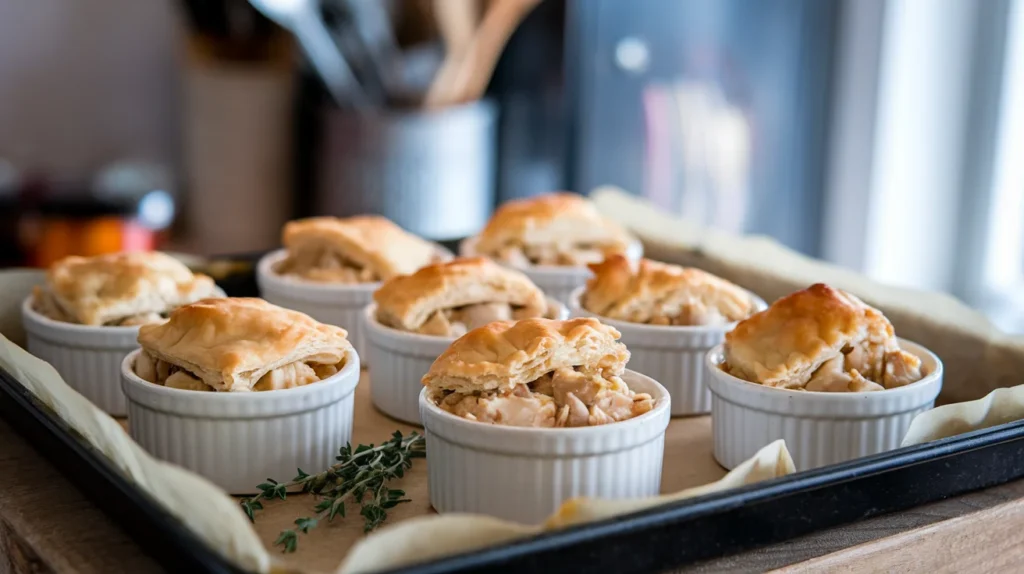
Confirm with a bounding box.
[28,197,157,268]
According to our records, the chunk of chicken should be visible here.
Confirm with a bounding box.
[842,314,899,381]
[279,250,377,283]
[312,363,340,380]
[558,392,590,427]
[519,243,607,267]
[590,388,652,423]
[440,389,557,427]
[495,245,533,268]
[419,311,456,336]
[673,302,728,326]
[135,351,158,383]
[116,312,165,327]
[806,355,884,392]
[33,289,74,323]
[449,302,512,332]
[420,302,536,337]
[165,371,214,391]
[882,350,923,388]
[156,358,173,383]
[848,370,884,392]
[540,367,627,405]
[253,361,319,391]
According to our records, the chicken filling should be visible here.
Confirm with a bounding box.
[33,289,169,327]
[436,366,654,427]
[134,350,343,392]
[495,243,621,267]
[725,342,924,393]
[276,248,380,284]
[415,301,555,337]
[631,300,740,327]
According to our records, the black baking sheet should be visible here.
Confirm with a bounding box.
[3,254,1023,573]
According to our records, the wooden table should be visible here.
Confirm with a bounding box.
[2,415,1021,574]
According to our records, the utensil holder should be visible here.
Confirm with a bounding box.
[314,100,498,241]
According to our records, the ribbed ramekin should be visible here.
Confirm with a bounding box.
[120,348,361,494]
[256,249,376,366]
[459,237,644,305]
[706,339,944,472]
[22,296,138,416]
[568,287,767,416]
[420,370,671,524]
[364,299,569,424]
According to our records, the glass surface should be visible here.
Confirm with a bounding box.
[570,0,838,255]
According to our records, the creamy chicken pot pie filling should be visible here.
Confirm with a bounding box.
[495,242,625,268]
[722,283,925,393]
[435,366,653,428]
[276,248,380,283]
[423,317,654,428]
[416,301,555,338]
[134,350,344,392]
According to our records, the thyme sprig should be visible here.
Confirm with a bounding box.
[241,431,426,552]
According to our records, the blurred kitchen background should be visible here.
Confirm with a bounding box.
[1,0,1023,331]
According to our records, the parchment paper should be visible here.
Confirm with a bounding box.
[589,186,1023,405]
[0,271,792,574]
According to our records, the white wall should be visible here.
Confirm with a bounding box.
[0,0,181,179]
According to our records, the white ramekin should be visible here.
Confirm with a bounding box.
[121,348,361,494]
[256,249,376,366]
[364,299,569,425]
[568,287,767,416]
[706,340,944,472]
[459,237,644,305]
[420,370,671,525]
[22,296,138,416]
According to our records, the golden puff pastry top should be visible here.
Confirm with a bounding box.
[137,298,351,392]
[373,257,548,335]
[422,317,630,396]
[582,255,760,326]
[723,283,924,392]
[276,215,442,282]
[32,251,222,326]
[473,192,635,267]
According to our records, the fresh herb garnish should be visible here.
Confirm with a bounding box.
[241,431,426,553]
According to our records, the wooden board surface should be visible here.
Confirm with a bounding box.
[0,417,158,574]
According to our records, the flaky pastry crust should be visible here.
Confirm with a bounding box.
[137,298,351,392]
[724,283,923,391]
[473,193,635,267]
[422,317,629,395]
[276,216,441,282]
[33,252,221,326]
[373,257,547,333]
[583,255,759,326]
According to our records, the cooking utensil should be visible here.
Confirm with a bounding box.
[344,0,401,97]
[424,0,541,108]
[247,0,369,109]
[433,0,478,62]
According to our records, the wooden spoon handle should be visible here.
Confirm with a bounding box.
[433,0,479,60]
[424,0,540,108]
